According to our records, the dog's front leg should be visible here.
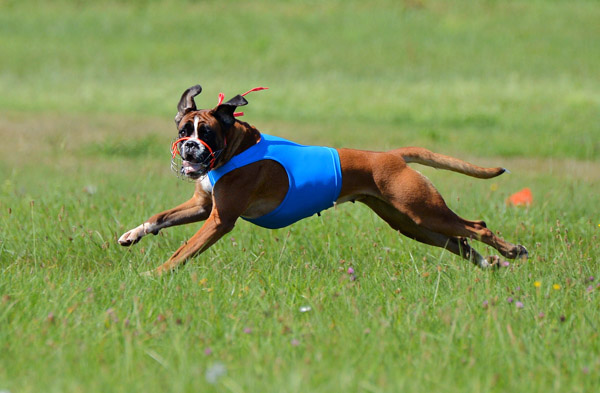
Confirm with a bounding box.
[118,190,212,246]
[148,170,263,275]
[150,210,236,275]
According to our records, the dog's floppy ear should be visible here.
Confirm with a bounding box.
[174,85,202,125]
[213,95,248,129]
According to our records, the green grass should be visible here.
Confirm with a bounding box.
[1,0,599,158]
[1,0,600,392]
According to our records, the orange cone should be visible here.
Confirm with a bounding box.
[507,187,533,207]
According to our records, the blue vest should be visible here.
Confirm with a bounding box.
[208,134,342,229]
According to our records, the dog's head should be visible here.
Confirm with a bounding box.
[172,85,248,179]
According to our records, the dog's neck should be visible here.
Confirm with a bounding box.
[217,120,261,167]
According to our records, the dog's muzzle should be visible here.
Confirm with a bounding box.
[181,139,206,162]
[171,137,222,180]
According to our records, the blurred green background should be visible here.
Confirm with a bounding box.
[1,0,599,158]
[1,1,599,392]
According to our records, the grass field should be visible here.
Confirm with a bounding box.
[1,0,599,392]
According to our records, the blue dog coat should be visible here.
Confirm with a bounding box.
[207,134,342,229]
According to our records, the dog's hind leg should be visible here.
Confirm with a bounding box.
[361,197,492,268]
[445,217,528,260]
[371,162,527,263]
[405,211,528,261]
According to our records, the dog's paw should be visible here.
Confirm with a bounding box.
[118,224,147,246]
[140,267,167,277]
[485,255,501,268]
[485,255,516,270]
[517,245,529,260]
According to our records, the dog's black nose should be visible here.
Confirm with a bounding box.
[181,139,206,162]
[182,140,199,155]
[183,140,199,150]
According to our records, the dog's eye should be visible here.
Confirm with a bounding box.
[179,124,193,137]
[199,125,212,137]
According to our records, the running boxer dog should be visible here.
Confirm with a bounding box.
[118,84,528,275]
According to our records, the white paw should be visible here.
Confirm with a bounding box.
[118,224,147,246]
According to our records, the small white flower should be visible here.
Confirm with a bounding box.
[205,362,227,384]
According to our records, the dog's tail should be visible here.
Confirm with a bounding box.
[397,147,506,179]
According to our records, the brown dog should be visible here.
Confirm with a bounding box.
[118,85,527,275]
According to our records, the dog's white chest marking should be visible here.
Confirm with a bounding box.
[200,175,213,194]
